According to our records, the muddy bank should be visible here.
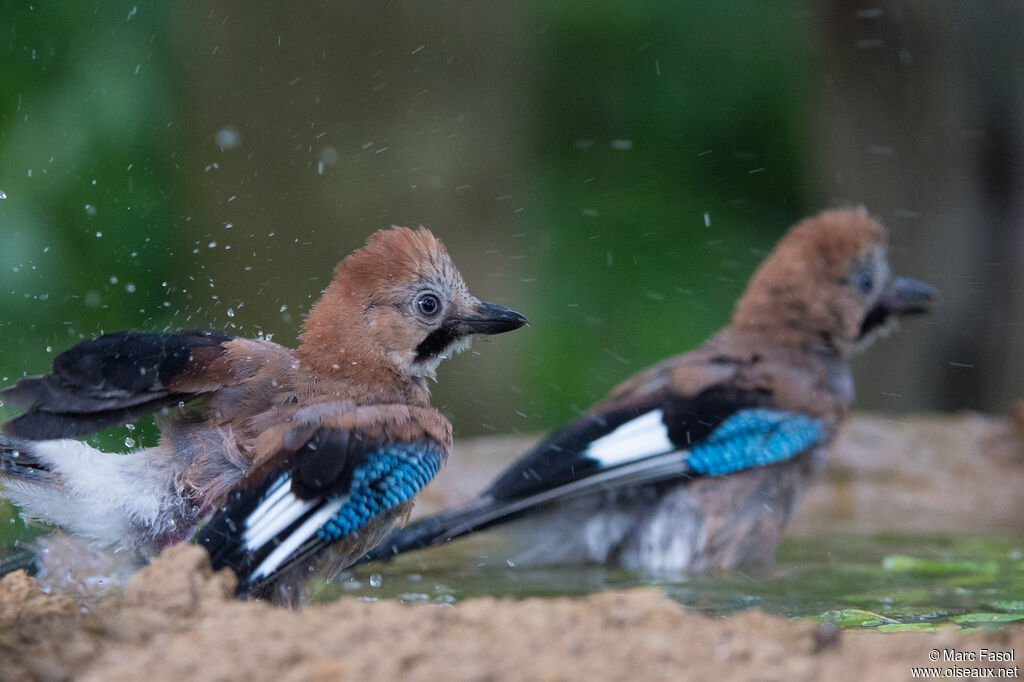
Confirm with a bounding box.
[3,544,1021,682]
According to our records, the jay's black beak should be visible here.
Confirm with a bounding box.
[877,276,939,316]
[859,276,938,339]
[454,300,530,336]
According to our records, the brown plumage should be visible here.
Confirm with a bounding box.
[0,226,526,602]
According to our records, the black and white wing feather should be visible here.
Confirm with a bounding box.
[198,429,445,596]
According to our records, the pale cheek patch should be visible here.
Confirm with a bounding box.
[584,409,674,467]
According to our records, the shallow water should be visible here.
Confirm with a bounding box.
[327,532,1024,631]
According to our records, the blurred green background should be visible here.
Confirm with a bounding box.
[1,2,1022,543]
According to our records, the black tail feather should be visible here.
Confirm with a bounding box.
[196,487,262,593]
[0,547,38,577]
[357,497,500,566]
[358,451,695,566]
[0,437,52,482]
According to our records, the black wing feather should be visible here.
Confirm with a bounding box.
[485,385,767,501]
[1,330,232,439]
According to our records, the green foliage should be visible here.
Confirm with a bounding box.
[520,0,815,422]
[0,2,183,391]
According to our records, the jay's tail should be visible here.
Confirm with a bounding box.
[0,546,38,577]
[359,450,691,565]
[1,438,46,577]
[0,437,55,483]
[358,497,499,564]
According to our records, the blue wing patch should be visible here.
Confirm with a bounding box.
[317,442,444,541]
[686,408,823,476]
[214,440,446,589]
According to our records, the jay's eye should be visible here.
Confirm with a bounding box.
[416,293,441,317]
[855,271,874,295]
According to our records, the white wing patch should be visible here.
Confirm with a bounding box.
[250,497,346,580]
[584,409,674,467]
[243,475,291,533]
[243,479,318,552]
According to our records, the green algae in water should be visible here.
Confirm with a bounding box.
[882,555,999,576]
[819,609,896,627]
[950,612,1024,624]
[322,532,1024,631]
[876,622,950,632]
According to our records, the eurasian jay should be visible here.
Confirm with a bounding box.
[0,227,527,601]
[363,209,937,572]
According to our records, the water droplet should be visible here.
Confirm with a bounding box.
[226,308,234,317]
[215,126,241,150]
[124,437,136,448]
[369,574,382,588]
[84,204,97,217]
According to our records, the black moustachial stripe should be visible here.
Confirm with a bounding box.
[414,326,459,363]
[858,306,890,339]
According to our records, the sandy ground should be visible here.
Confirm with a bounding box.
[3,544,1022,682]
[1,410,1022,681]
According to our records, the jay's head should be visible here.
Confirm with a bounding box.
[733,208,937,357]
[301,226,528,379]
